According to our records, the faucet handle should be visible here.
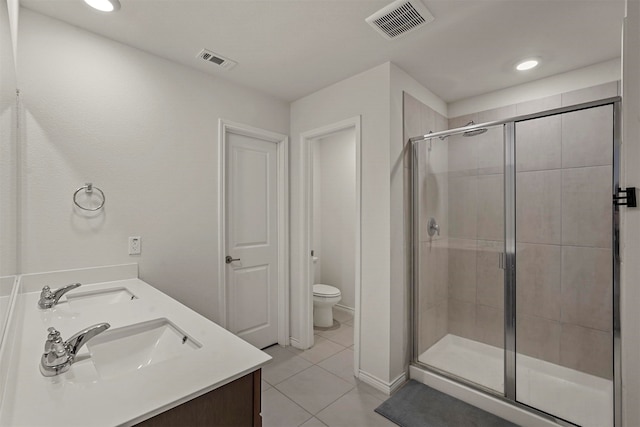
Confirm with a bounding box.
[44,327,62,352]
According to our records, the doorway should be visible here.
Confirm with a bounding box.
[218,119,289,349]
[300,116,361,377]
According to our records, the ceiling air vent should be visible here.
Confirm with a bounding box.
[366,0,434,40]
[197,49,237,70]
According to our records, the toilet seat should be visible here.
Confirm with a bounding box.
[313,284,341,297]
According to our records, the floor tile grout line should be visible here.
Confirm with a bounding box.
[264,359,315,387]
[266,385,315,423]
[274,365,357,417]
[275,341,372,419]
[321,336,351,349]
[313,360,358,385]
[296,414,315,427]
[312,359,387,403]
[307,382,358,417]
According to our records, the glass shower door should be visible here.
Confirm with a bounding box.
[513,105,615,427]
[415,123,506,394]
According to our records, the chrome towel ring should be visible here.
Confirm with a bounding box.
[73,183,105,211]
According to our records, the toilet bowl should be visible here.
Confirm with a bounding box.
[313,284,342,327]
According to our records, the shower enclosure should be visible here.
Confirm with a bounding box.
[410,97,621,427]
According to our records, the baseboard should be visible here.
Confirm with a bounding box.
[358,370,407,396]
[335,304,355,314]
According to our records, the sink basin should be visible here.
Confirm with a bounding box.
[65,287,137,308]
[86,318,201,379]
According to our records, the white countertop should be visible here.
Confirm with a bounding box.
[0,277,271,427]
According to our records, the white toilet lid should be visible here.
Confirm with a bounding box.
[313,284,341,297]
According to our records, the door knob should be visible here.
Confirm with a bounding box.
[225,256,240,264]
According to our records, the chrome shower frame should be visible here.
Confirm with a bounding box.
[409,96,622,427]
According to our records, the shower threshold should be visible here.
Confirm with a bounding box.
[418,334,613,427]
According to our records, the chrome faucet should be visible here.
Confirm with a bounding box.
[40,323,110,377]
[38,283,81,309]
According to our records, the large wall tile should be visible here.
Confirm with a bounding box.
[448,176,477,239]
[448,239,477,303]
[561,105,613,168]
[516,170,562,244]
[476,304,504,349]
[427,132,450,175]
[421,100,437,134]
[561,166,612,248]
[516,243,561,321]
[516,314,561,364]
[419,240,449,311]
[476,240,504,309]
[419,169,448,242]
[419,300,448,353]
[477,174,503,241]
[436,112,448,133]
[448,134,478,177]
[561,246,612,332]
[419,141,449,242]
[403,93,422,169]
[476,127,504,176]
[560,324,612,379]
[516,95,562,116]
[403,93,422,142]
[449,113,478,130]
[515,115,562,172]
[478,105,517,123]
[561,82,619,107]
[448,298,476,340]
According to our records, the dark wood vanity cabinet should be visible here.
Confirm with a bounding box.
[137,369,262,427]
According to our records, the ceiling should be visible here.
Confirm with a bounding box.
[19,0,625,103]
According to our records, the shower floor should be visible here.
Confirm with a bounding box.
[418,334,613,427]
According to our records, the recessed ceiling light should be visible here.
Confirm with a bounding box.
[84,0,121,12]
[516,59,539,71]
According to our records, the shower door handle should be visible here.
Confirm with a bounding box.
[498,253,505,270]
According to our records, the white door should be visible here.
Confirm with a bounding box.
[225,130,279,349]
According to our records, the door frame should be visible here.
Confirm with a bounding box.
[299,116,362,376]
[217,118,289,346]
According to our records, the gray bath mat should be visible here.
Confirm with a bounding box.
[375,380,519,427]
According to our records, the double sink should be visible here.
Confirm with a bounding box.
[40,285,201,380]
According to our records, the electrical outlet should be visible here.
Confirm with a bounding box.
[128,236,141,255]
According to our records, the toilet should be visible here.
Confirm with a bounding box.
[313,284,342,327]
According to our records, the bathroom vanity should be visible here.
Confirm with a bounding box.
[0,264,271,427]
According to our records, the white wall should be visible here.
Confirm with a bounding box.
[290,63,392,382]
[621,0,640,424]
[291,61,448,389]
[449,58,621,118]
[16,9,289,323]
[0,0,17,276]
[313,129,356,309]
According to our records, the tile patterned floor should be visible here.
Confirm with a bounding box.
[261,310,396,427]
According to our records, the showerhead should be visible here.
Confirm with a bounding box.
[463,121,488,137]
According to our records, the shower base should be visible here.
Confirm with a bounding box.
[418,334,613,427]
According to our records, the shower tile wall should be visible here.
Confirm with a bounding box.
[403,93,448,355]
[446,107,510,350]
[447,81,618,379]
